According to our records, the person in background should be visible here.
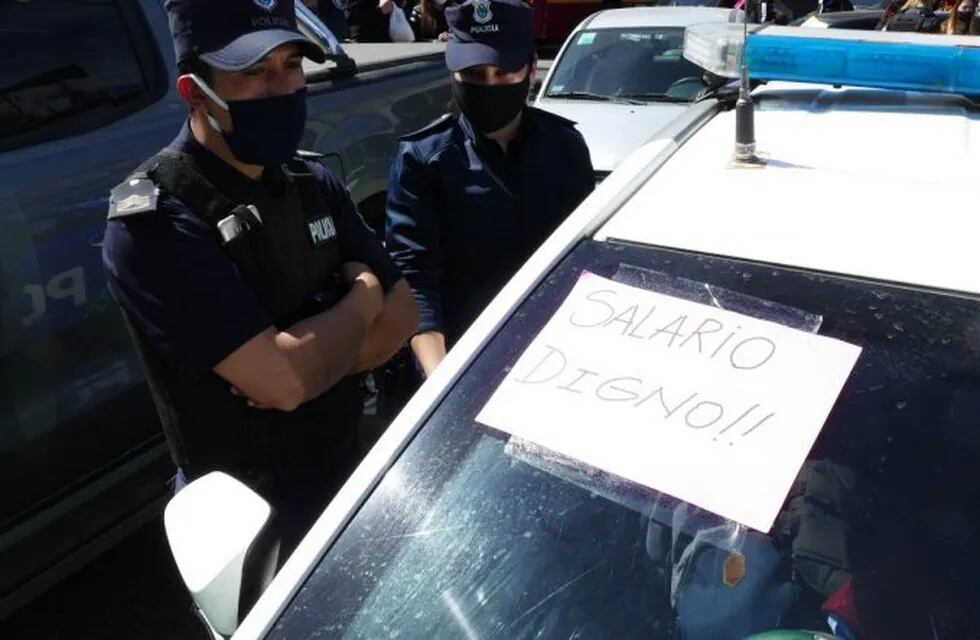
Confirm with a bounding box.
[303,0,352,40]
[385,0,595,378]
[409,0,451,41]
[945,0,979,32]
[876,0,964,31]
[348,0,397,41]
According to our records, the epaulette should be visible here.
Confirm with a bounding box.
[295,149,325,159]
[527,106,579,129]
[399,113,454,142]
[107,174,159,220]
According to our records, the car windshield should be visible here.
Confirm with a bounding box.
[546,28,705,103]
[270,240,980,639]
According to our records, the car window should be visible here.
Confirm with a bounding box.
[271,240,980,639]
[0,0,154,152]
[547,28,704,102]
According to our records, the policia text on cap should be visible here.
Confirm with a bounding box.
[101,0,418,557]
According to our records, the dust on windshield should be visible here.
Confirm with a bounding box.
[272,240,980,640]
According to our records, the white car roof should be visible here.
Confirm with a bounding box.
[582,6,743,30]
[597,84,980,296]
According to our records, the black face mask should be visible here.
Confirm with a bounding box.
[193,75,308,166]
[954,11,975,32]
[452,73,530,135]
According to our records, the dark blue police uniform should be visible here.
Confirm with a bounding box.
[104,122,401,552]
[385,0,595,346]
[385,109,594,343]
[105,0,407,566]
[104,123,400,381]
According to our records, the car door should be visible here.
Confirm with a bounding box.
[0,0,183,607]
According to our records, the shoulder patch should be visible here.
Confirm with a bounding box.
[108,176,159,220]
[399,113,455,142]
[527,106,579,129]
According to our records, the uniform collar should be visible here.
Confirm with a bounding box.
[457,109,533,154]
[171,121,287,198]
[457,110,535,183]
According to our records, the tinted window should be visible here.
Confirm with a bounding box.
[272,240,980,639]
[547,28,704,102]
[0,0,151,151]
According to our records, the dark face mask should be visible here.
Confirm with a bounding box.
[954,10,975,32]
[453,72,530,135]
[194,76,307,166]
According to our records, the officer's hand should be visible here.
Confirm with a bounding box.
[231,385,273,410]
[342,261,382,288]
[343,261,384,322]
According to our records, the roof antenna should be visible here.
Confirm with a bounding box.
[733,0,763,166]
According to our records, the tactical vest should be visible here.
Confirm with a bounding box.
[109,149,363,480]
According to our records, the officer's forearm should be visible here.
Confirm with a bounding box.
[410,331,447,378]
[352,279,419,372]
[278,278,383,405]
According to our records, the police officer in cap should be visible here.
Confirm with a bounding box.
[102,0,418,556]
[386,0,594,377]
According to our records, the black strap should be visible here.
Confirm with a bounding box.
[136,150,329,223]
[283,158,331,217]
[117,307,189,468]
[138,148,238,225]
[137,149,274,285]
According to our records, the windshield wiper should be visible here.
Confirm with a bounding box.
[547,91,644,105]
[616,92,693,103]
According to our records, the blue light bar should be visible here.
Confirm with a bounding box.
[747,28,980,95]
[683,24,980,96]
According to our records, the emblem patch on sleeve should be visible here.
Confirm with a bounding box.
[107,178,159,219]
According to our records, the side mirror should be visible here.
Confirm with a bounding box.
[164,472,280,638]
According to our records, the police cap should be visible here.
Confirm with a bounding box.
[165,0,326,72]
[445,0,534,73]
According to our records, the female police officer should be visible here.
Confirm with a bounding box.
[101,0,417,557]
[385,0,595,377]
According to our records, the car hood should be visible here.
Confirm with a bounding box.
[536,100,689,172]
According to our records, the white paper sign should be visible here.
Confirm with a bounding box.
[476,272,862,532]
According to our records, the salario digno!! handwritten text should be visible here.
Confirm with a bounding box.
[512,288,783,446]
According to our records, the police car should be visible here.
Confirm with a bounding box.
[169,26,980,639]
[533,7,743,177]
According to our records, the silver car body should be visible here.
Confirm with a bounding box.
[534,7,743,173]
